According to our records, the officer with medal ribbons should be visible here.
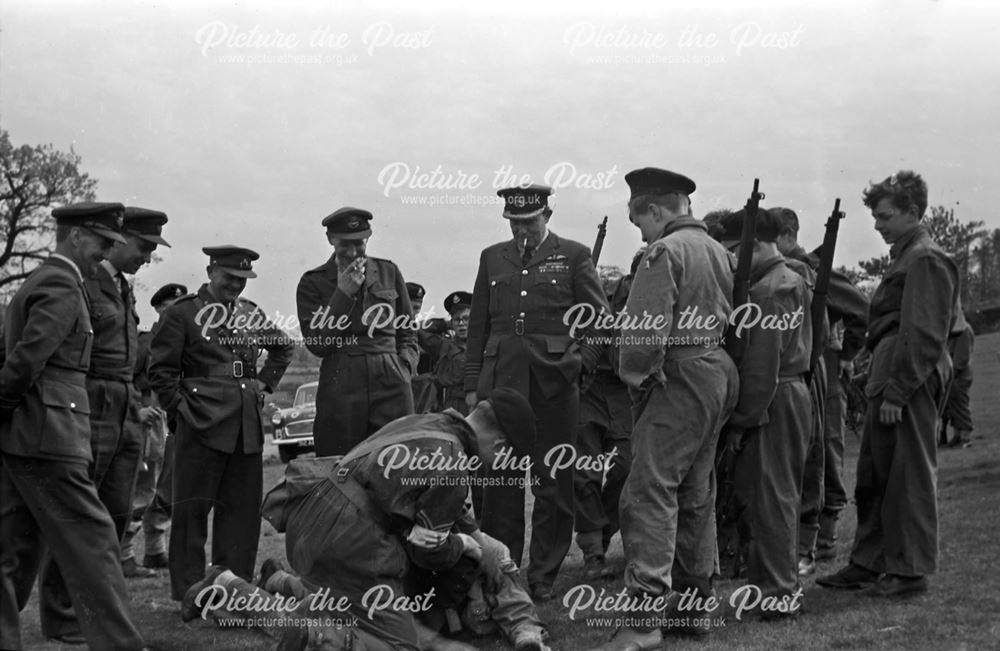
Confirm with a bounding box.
[464,184,609,601]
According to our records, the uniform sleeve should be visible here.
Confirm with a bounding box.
[149,304,186,421]
[883,253,956,406]
[392,264,419,374]
[0,273,84,403]
[825,269,869,361]
[572,247,612,372]
[464,251,491,394]
[296,273,352,358]
[255,306,296,392]
[728,293,785,428]
[618,246,674,389]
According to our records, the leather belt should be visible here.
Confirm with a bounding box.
[182,362,257,379]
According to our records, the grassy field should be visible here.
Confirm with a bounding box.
[17,333,1000,650]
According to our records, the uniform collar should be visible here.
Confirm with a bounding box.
[440,409,480,458]
[100,258,122,280]
[660,216,707,239]
[889,224,928,259]
[50,253,83,282]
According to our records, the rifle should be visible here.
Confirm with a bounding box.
[724,179,765,365]
[591,216,608,265]
[810,199,844,373]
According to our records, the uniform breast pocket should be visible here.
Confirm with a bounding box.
[364,287,400,325]
[872,271,905,310]
[534,272,573,304]
[488,274,512,315]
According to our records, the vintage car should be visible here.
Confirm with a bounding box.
[270,381,317,462]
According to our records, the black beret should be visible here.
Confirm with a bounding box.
[202,245,260,278]
[406,282,426,300]
[625,167,696,199]
[52,202,126,244]
[444,291,473,314]
[487,387,536,455]
[717,208,781,243]
[150,283,188,308]
[323,207,372,239]
[497,184,552,219]
[123,207,170,247]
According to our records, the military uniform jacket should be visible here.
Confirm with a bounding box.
[619,219,734,389]
[84,261,139,381]
[865,225,958,406]
[0,256,94,460]
[728,253,814,429]
[296,254,419,372]
[435,338,467,404]
[346,410,479,570]
[464,231,609,399]
[149,284,295,454]
[787,245,869,362]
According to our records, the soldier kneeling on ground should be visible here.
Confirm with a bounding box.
[181,389,549,651]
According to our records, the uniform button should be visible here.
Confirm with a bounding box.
[491,281,496,286]
[551,279,557,284]
[519,312,525,318]
[70,402,76,408]
[520,290,527,297]
[522,270,528,276]
[241,383,246,389]
[192,387,199,393]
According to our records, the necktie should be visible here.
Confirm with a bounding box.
[521,245,534,266]
[118,274,132,307]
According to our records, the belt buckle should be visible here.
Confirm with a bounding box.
[232,361,244,378]
[336,466,350,483]
[515,318,524,336]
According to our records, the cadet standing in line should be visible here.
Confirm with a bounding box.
[573,259,638,582]
[296,208,418,456]
[120,282,188,574]
[819,170,959,596]
[715,208,815,613]
[0,203,146,650]
[149,246,295,603]
[409,281,447,413]
[772,207,870,574]
[594,168,739,651]
[436,291,473,414]
[39,207,171,639]
[464,184,608,601]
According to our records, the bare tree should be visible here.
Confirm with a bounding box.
[1,129,98,299]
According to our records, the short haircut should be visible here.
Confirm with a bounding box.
[717,207,782,243]
[629,192,689,216]
[862,170,928,219]
[771,207,800,236]
[702,209,733,240]
[55,224,73,243]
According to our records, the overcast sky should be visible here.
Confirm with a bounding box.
[2,0,997,328]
